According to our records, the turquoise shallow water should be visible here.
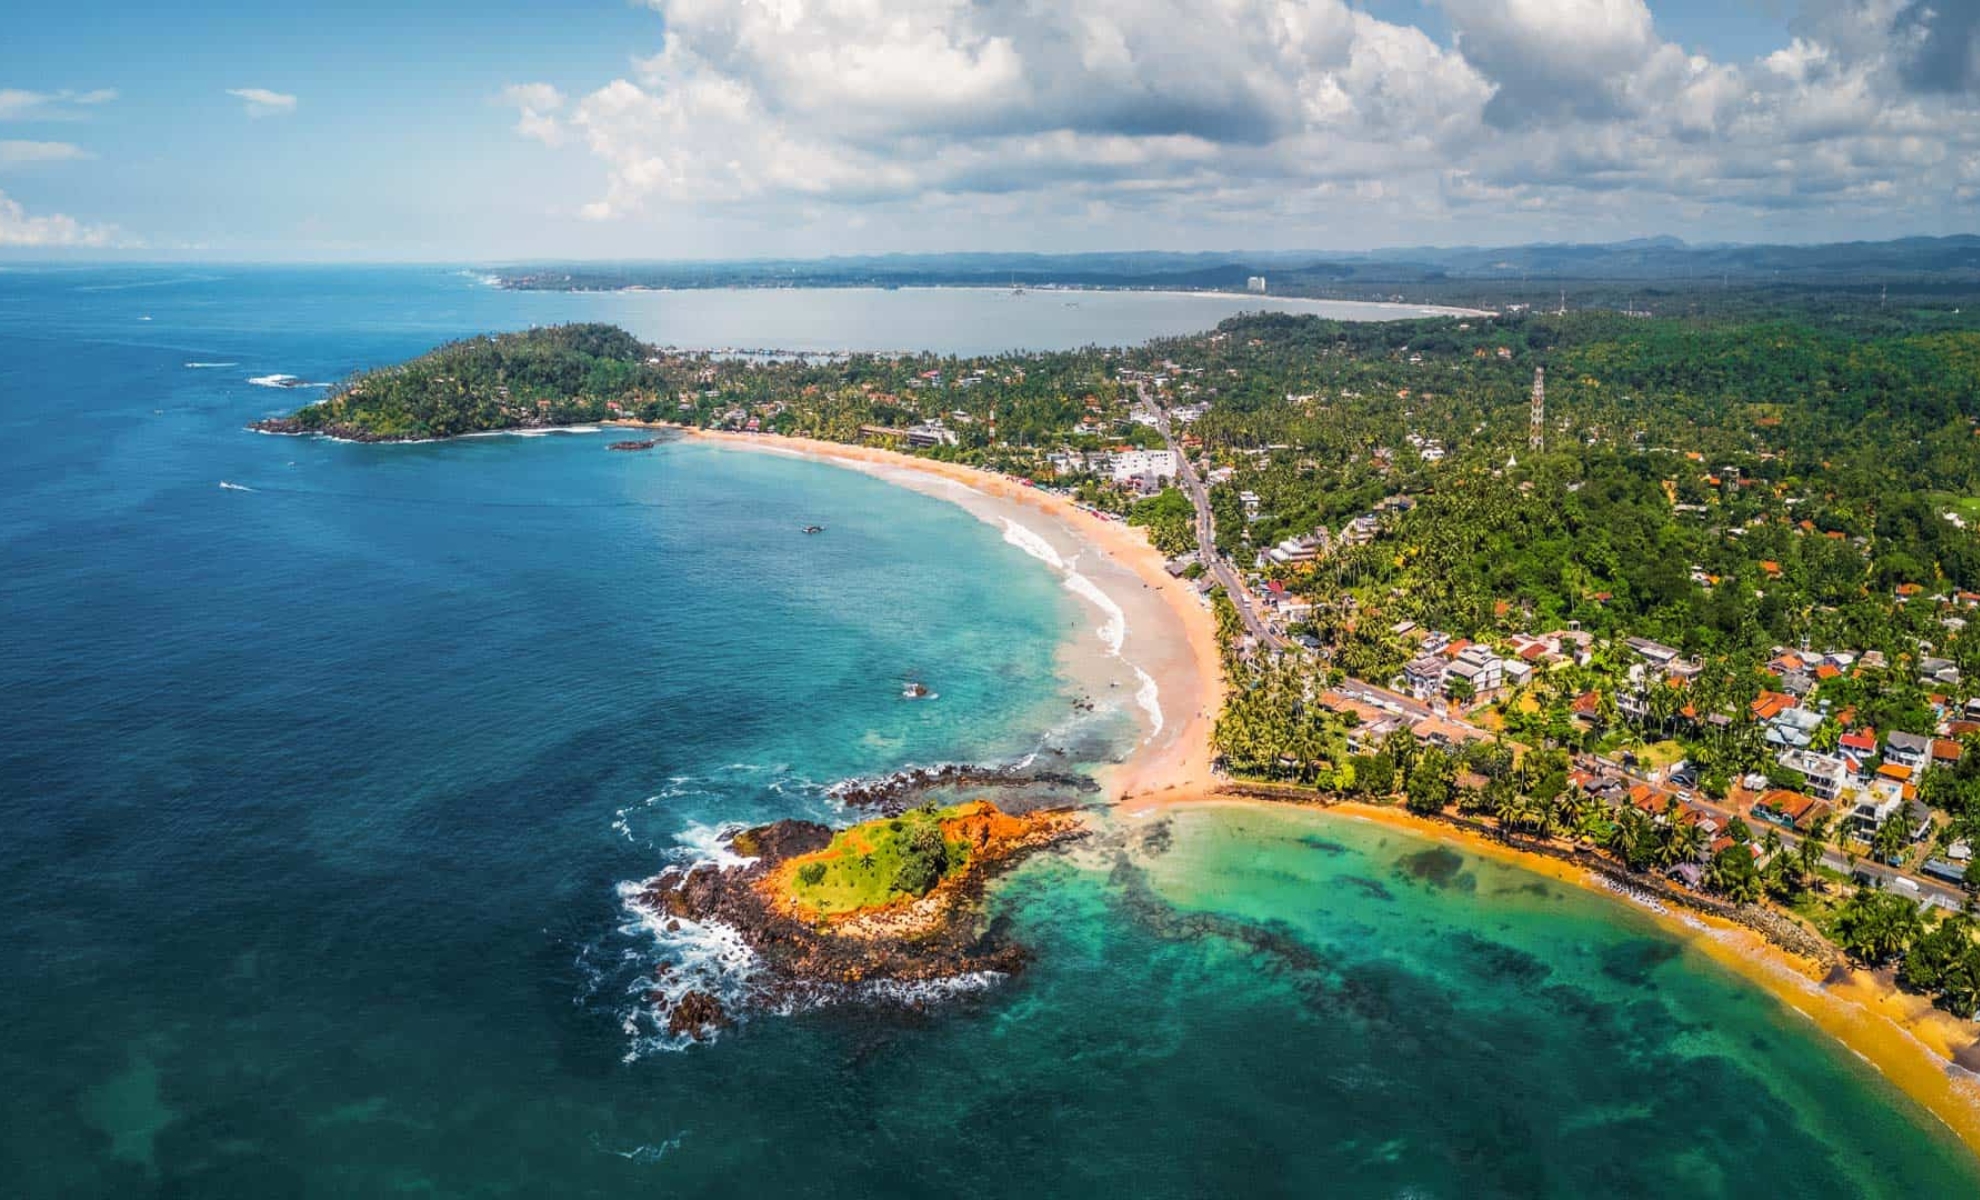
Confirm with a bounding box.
[3,266,1979,1197]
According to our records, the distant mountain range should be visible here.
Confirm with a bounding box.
[491,236,1980,293]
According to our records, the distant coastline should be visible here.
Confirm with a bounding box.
[486,276,1497,320]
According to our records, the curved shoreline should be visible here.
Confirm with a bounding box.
[675,427,1224,804]
[289,416,1979,1157]
[1170,795,1980,1154]
[660,426,1980,1160]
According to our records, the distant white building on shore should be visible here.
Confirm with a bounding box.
[1246,276,1267,294]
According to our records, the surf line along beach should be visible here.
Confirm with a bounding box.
[674,426,1224,804]
[657,424,1980,1157]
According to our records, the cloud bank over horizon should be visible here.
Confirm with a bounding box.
[498,0,1978,251]
[2,0,1977,257]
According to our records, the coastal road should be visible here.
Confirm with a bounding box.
[1132,384,1966,906]
[1138,382,1287,653]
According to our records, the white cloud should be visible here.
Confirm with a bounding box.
[499,83,567,146]
[0,188,120,247]
[0,88,118,121]
[0,140,93,167]
[226,88,298,118]
[498,0,1980,245]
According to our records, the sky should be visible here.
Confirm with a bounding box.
[2,0,1976,260]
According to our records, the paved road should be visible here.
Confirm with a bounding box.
[1139,382,1286,652]
[1136,379,1967,908]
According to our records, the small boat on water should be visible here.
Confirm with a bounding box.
[902,681,932,700]
[801,524,825,534]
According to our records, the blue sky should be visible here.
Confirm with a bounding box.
[2,1,1975,259]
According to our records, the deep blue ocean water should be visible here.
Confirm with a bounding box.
[4,267,1979,1197]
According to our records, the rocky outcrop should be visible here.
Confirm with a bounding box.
[664,990,727,1040]
[829,763,1100,816]
[632,807,1083,1004]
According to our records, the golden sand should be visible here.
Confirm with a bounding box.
[642,422,1980,1157]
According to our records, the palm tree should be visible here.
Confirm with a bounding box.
[1706,844,1763,904]
[1872,813,1909,867]
[1506,792,1550,838]
[1606,807,1656,872]
[1796,815,1832,891]
[1661,816,1707,868]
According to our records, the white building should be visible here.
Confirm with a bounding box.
[1246,276,1267,294]
[1778,749,1851,804]
[1446,646,1504,696]
[1104,450,1180,484]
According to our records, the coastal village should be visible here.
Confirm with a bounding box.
[279,315,1980,1028]
[665,316,1980,1020]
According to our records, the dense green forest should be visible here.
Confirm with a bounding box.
[258,324,666,440]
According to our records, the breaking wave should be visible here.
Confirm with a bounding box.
[1000,517,1159,740]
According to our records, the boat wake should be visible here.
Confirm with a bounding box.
[184,361,239,369]
[217,481,255,492]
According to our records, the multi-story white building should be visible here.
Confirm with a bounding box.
[1105,450,1180,484]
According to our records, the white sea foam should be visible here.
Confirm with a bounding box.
[998,517,1167,740]
[217,481,254,492]
[1061,569,1127,657]
[594,1132,687,1165]
[1132,665,1164,741]
[850,970,1005,1006]
[669,821,758,870]
[460,424,604,439]
[248,373,327,389]
[615,878,763,1058]
[999,517,1066,571]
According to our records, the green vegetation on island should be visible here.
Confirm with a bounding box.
[257,324,665,440]
[778,804,975,916]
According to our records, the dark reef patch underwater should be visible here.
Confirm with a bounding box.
[2,267,1978,1197]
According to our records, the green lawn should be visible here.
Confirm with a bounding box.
[784,805,975,915]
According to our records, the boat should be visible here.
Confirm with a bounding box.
[801,524,825,534]
[902,681,931,700]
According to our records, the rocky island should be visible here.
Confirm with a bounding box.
[632,800,1081,1039]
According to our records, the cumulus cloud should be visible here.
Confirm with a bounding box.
[226,88,297,118]
[0,88,118,121]
[0,140,93,167]
[499,83,567,146]
[500,0,1980,243]
[0,188,119,247]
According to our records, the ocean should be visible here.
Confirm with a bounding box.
[2,266,1977,1197]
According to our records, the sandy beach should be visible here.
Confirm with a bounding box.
[656,423,1980,1158]
[674,427,1224,803]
